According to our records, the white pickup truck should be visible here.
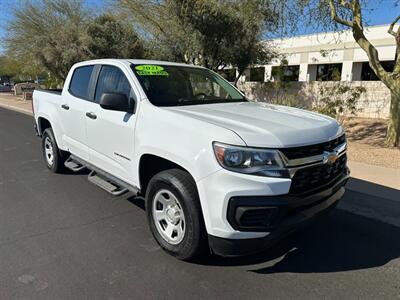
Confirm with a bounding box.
[33,59,349,260]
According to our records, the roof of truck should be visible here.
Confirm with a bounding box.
[74,59,204,69]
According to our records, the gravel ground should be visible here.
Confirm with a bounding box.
[344,118,400,169]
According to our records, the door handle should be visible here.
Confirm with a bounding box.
[61,104,69,110]
[86,112,97,120]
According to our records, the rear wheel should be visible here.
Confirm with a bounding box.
[146,169,207,260]
[41,128,66,173]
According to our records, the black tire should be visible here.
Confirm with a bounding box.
[145,169,208,260]
[41,128,67,173]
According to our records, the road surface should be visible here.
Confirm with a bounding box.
[0,107,399,299]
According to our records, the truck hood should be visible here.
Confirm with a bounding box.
[166,101,343,148]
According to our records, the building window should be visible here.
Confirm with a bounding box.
[218,69,236,82]
[316,63,342,81]
[248,67,265,82]
[361,61,395,81]
[271,65,300,81]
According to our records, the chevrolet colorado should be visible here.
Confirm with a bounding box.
[33,59,349,260]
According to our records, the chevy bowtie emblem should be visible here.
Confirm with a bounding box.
[323,151,338,165]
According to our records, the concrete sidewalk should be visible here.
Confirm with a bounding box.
[348,161,400,191]
[0,93,33,116]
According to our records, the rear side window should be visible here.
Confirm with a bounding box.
[94,65,133,103]
[69,65,94,100]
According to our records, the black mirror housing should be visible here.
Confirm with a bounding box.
[100,93,134,113]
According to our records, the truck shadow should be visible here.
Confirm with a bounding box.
[251,210,400,274]
[126,180,400,273]
[197,208,400,273]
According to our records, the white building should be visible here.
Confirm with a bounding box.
[238,24,397,83]
[225,24,398,119]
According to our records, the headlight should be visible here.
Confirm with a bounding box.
[213,142,290,178]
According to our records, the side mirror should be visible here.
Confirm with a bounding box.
[100,93,134,113]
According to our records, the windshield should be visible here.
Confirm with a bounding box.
[131,64,246,107]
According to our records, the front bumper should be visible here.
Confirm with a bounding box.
[208,176,347,257]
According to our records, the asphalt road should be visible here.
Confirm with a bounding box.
[0,107,399,300]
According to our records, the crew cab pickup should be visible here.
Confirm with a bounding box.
[33,59,349,260]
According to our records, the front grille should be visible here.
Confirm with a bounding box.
[280,134,346,160]
[289,154,347,195]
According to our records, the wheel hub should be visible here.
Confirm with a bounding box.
[44,137,54,166]
[166,206,181,224]
[152,189,186,245]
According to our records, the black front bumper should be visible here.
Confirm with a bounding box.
[208,174,348,257]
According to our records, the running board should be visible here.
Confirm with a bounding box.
[88,171,129,196]
[68,154,139,196]
[64,157,86,172]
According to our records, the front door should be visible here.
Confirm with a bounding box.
[85,65,137,184]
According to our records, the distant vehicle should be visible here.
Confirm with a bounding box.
[0,84,11,92]
[32,59,349,260]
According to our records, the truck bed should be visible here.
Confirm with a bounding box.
[33,89,64,121]
[37,88,62,95]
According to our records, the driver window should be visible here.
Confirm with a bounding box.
[95,65,134,104]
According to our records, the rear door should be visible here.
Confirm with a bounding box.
[85,64,137,184]
[60,65,97,161]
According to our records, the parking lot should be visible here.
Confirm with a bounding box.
[0,107,399,299]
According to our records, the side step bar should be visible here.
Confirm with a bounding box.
[67,154,139,197]
[88,171,129,196]
[64,157,86,172]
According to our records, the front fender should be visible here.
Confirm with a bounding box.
[134,101,246,235]
[134,101,245,182]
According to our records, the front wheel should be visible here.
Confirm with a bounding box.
[146,169,207,260]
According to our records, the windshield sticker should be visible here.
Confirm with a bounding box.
[135,65,168,76]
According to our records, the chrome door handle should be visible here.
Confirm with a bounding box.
[86,112,97,119]
[61,104,69,110]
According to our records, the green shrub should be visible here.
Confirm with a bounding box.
[313,83,366,124]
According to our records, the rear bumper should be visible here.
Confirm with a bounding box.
[208,176,347,257]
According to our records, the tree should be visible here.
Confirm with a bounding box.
[329,0,400,147]
[0,55,45,83]
[117,0,278,84]
[302,0,400,147]
[85,14,145,59]
[0,56,20,82]
[6,0,146,84]
[6,0,89,83]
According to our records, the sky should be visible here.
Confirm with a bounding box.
[0,0,106,53]
[0,0,399,54]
